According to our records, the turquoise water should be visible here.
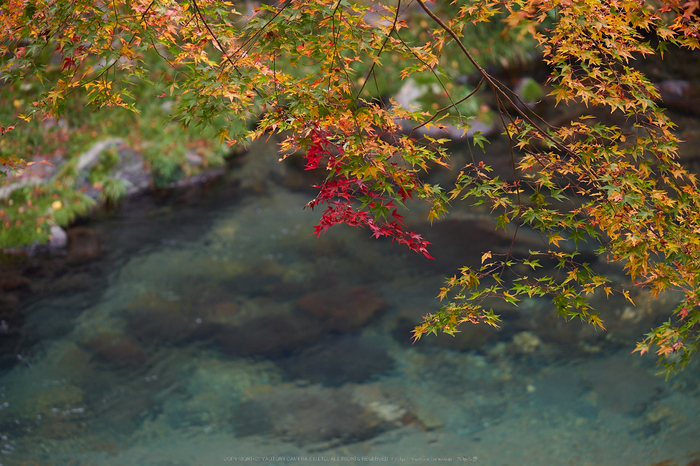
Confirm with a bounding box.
[1,166,699,465]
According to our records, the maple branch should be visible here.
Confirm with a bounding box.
[226,0,293,70]
[65,1,157,98]
[495,90,525,258]
[326,0,344,92]
[190,0,267,99]
[355,0,401,100]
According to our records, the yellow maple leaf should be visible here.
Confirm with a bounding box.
[548,234,564,247]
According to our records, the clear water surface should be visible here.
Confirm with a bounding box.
[1,155,699,466]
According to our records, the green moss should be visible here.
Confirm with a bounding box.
[519,77,544,104]
[0,49,231,247]
[0,184,94,247]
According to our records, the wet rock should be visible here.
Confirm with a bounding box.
[393,78,498,141]
[509,297,602,348]
[297,287,386,332]
[125,287,313,350]
[81,331,148,369]
[66,227,103,264]
[405,406,444,431]
[174,357,280,430]
[24,383,85,415]
[275,335,395,386]
[49,225,68,250]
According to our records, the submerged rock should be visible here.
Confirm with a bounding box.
[220,271,283,297]
[215,312,325,358]
[126,303,203,345]
[232,384,391,446]
[81,331,147,369]
[510,331,542,354]
[275,335,396,386]
[297,287,386,332]
[124,291,227,345]
[19,382,87,440]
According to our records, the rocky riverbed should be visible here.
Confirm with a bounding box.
[1,148,699,465]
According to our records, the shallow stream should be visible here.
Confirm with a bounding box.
[1,150,699,466]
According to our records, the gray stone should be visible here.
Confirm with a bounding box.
[49,225,68,250]
[393,78,498,141]
[76,138,124,171]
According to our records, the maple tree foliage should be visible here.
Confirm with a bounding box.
[2,0,700,375]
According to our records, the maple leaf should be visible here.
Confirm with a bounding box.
[548,234,564,247]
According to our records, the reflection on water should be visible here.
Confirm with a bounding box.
[1,180,699,466]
